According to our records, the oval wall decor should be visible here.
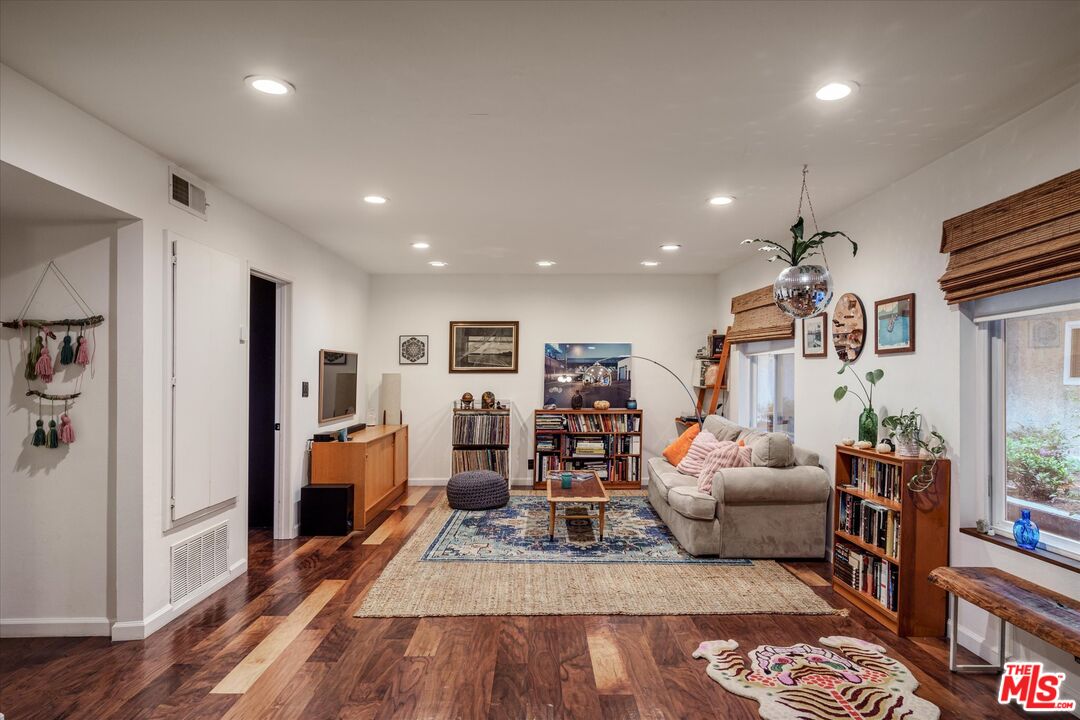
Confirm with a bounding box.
[832,292,866,362]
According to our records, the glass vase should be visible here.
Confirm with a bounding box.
[1012,508,1040,550]
[858,407,878,445]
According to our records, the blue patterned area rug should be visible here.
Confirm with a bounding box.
[421,495,749,564]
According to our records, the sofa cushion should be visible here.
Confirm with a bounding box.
[696,441,752,493]
[793,445,821,468]
[702,415,742,442]
[647,456,697,502]
[751,432,796,468]
[738,428,767,446]
[676,431,721,476]
[714,465,831,505]
[662,424,699,466]
[667,486,717,521]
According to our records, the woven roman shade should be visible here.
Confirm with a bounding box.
[938,169,1080,304]
[727,285,794,343]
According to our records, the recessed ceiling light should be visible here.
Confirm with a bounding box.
[641,260,660,267]
[244,75,295,96]
[411,242,430,249]
[660,243,682,251]
[708,196,735,206]
[536,260,556,267]
[428,261,448,268]
[815,81,854,101]
[363,195,388,205]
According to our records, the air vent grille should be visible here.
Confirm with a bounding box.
[168,165,208,219]
[171,174,190,205]
[170,522,228,603]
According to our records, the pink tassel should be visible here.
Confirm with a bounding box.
[59,414,75,444]
[75,336,90,366]
[35,336,54,382]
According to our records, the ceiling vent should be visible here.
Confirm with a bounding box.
[170,522,228,603]
[169,165,208,220]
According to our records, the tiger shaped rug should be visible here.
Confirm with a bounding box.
[693,636,940,720]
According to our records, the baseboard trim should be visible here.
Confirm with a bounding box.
[0,616,111,638]
[409,477,536,487]
[111,558,248,641]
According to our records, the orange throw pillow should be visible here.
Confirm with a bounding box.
[663,424,700,466]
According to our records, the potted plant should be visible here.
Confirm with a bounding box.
[881,408,947,492]
[741,216,857,319]
[833,363,883,444]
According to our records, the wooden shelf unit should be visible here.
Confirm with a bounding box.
[310,424,408,531]
[452,407,511,480]
[832,444,950,637]
[533,409,643,489]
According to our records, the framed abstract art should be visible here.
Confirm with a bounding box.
[875,293,916,355]
[399,335,429,365]
[449,321,519,373]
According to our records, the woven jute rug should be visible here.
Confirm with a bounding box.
[355,492,843,618]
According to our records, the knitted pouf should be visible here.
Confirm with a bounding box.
[446,470,509,510]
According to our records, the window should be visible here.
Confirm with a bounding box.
[981,300,1080,558]
[744,345,795,440]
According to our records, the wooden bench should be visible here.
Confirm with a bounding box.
[928,566,1080,673]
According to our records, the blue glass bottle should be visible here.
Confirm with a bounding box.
[1012,508,1040,550]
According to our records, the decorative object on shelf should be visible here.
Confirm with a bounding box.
[834,363,884,444]
[626,398,638,410]
[708,332,726,357]
[399,334,428,364]
[481,390,495,409]
[802,312,828,358]
[1012,508,1041,550]
[975,518,994,535]
[875,293,916,355]
[832,293,866,361]
[460,392,474,410]
[881,409,947,492]
[592,400,610,410]
[695,345,709,359]
[740,165,857,319]
[841,437,855,446]
[449,321,519,373]
[853,440,873,449]
[876,442,892,453]
[581,353,703,427]
[571,390,584,410]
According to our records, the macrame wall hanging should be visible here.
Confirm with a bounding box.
[2,260,104,450]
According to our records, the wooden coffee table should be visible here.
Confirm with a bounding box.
[546,471,609,540]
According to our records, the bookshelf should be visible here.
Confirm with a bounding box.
[452,407,511,480]
[832,444,950,637]
[533,409,643,489]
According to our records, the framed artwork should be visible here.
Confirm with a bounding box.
[875,293,916,355]
[1065,321,1080,386]
[802,312,828,358]
[449,321,519,373]
[832,293,866,362]
[399,335,429,365]
[543,343,632,408]
[708,332,726,357]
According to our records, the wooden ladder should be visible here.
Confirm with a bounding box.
[696,327,731,418]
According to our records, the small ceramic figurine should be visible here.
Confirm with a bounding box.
[481,391,495,409]
[875,442,892,453]
[841,437,855,446]
[853,440,873,449]
[571,391,584,410]
[593,400,611,410]
[460,392,474,410]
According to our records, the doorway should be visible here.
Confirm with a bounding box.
[248,275,277,529]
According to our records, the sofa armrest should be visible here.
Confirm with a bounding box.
[710,465,830,505]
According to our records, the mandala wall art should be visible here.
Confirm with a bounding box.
[399,335,429,365]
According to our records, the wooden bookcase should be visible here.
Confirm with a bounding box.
[533,409,643,489]
[452,408,511,480]
[832,444,950,637]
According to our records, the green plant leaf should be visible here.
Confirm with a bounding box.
[837,363,850,375]
[809,230,858,257]
[866,369,884,385]
[834,386,848,402]
[790,216,804,242]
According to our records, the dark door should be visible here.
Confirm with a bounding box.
[248,275,277,529]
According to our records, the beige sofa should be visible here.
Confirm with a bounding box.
[647,415,830,558]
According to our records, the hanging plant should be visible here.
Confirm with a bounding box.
[740,166,858,319]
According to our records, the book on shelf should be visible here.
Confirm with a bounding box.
[452,448,509,478]
[613,456,639,483]
[452,411,510,446]
[833,542,898,612]
[616,435,641,455]
[535,414,567,431]
[847,456,903,502]
[837,493,901,558]
[535,437,559,453]
[568,436,607,457]
[567,459,609,480]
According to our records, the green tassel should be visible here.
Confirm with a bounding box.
[25,350,37,380]
[32,419,46,446]
[59,335,75,365]
[46,420,59,448]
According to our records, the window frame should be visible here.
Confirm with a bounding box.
[976,300,1080,562]
[738,340,795,440]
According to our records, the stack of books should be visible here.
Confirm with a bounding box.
[535,436,559,453]
[616,435,641,454]
[848,456,903,501]
[569,437,606,457]
[571,459,610,480]
[837,493,900,558]
[833,543,899,612]
[536,414,566,431]
[613,457,639,483]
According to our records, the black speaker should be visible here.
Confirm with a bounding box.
[300,483,354,536]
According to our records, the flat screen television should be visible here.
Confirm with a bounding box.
[319,349,358,423]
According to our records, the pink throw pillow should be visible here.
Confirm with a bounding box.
[696,441,752,493]
[676,431,721,476]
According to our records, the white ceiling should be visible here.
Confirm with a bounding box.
[0,161,135,226]
[2,1,1078,274]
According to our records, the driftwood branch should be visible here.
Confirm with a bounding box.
[1,315,105,330]
[26,390,82,401]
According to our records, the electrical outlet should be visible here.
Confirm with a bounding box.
[527,458,534,470]
[302,381,309,397]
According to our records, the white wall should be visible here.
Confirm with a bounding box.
[366,274,716,484]
[0,64,371,638]
[716,83,1080,694]
[0,221,115,636]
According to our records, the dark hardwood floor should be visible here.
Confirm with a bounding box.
[0,486,1067,719]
